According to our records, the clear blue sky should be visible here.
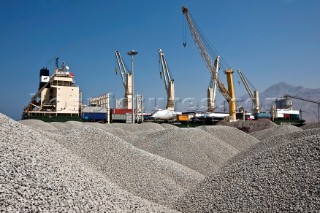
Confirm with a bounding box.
[0,0,319,120]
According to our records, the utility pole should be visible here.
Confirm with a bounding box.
[127,50,138,124]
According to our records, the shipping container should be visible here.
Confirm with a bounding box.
[82,112,106,121]
[111,108,133,114]
[254,112,271,119]
[177,114,190,122]
[111,114,127,121]
[82,106,108,113]
[284,114,290,119]
[291,114,300,120]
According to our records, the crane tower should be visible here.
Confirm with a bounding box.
[207,56,220,112]
[237,69,260,113]
[115,51,133,109]
[182,6,236,121]
[158,49,175,111]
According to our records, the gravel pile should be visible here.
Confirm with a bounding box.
[226,127,320,167]
[85,122,139,142]
[174,130,320,212]
[112,122,164,133]
[217,119,277,133]
[198,126,259,151]
[19,119,57,131]
[250,124,302,141]
[0,113,176,212]
[130,128,239,175]
[301,122,320,130]
[45,126,203,206]
[49,121,85,129]
[161,123,179,129]
[10,114,320,212]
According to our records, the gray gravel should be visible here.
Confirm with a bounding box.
[217,119,277,133]
[49,120,85,129]
[250,124,302,141]
[226,127,320,169]
[45,126,204,206]
[301,122,320,130]
[198,125,259,151]
[174,129,320,212]
[112,122,165,133]
[1,113,177,212]
[10,113,320,212]
[161,123,179,129]
[19,119,57,131]
[85,122,139,142]
[130,128,239,176]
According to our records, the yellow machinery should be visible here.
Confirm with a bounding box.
[182,6,236,121]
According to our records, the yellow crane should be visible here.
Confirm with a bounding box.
[182,6,236,121]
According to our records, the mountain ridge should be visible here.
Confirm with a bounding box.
[237,82,320,123]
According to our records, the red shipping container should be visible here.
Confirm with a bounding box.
[111,108,134,115]
[284,114,290,119]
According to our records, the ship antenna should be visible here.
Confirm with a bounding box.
[55,57,59,68]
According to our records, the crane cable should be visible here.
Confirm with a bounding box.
[242,71,257,91]
[182,13,187,47]
[189,13,232,71]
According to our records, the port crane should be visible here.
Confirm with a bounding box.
[284,94,320,121]
[207,56,220,112]
[115,51,133,109]
[158,49,175,111]
[182,6,236,121]
[237,69,260,113]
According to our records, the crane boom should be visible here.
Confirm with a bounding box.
[284,94,320,105]
[115,51,133,109]
[283,94,320,122]
[182,6,236,120]
[207,56,219,112]
[159,49,175,111]
[237,69,260,113]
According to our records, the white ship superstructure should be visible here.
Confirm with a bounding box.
[22,59,81,121]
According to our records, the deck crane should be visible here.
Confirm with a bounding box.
[115,51,133,109]
[284,94,320,121]
[158,49,175,111]
[207,56,220,112]
[237,69,260,113]
[182,6,236,121]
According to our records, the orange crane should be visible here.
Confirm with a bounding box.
[182,6,236,121]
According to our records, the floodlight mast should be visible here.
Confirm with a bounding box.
[127,50,138,124]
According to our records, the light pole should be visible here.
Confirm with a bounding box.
[127,50,138,124]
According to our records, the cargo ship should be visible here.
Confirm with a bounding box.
[22,58,82,122]
[270,97,305,126]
